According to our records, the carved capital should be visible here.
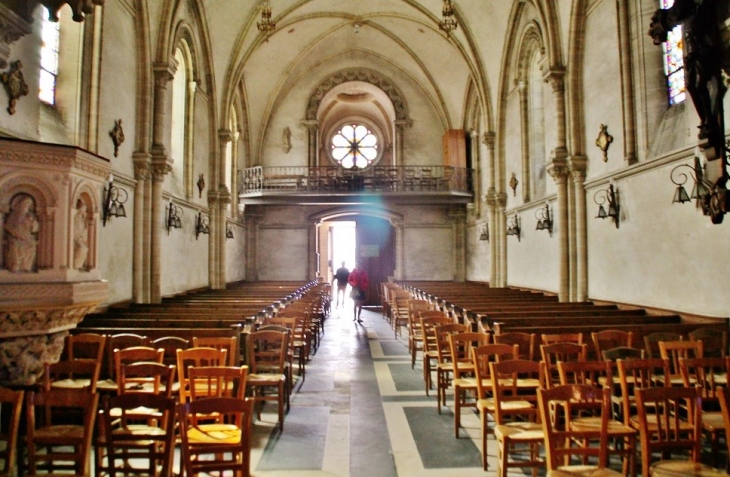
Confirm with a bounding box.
[150,163,171,182]
[568,155,588,181]
[496,192,508,209]
[543,66,566,92]
[152,63,175,87]
[133,162,150,181]
[547,164,570,183]
[482,131,496,149]
[300,120,319,132]
[218,128,233,143]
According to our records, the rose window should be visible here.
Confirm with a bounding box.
[331,124,378,169]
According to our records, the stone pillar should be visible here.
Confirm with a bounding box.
[185,80,198,198]
[301,120,319,167]
[217,186,231,289]
[394,120,412,166]
[485,193,497,286]
[548,163,570,302]
[245,213,259,281]
[496,192,508,288]
[308,223,318,280]
[483,132,496,195]
[230,130,240,218]
[470,130,481,216]
[570,156,588,302]
[393,219,405,280]
[544,67,568,158]
[132,155,150,303]
[617,0,637,165]
[449,206,466,282]
[518,81,531,203]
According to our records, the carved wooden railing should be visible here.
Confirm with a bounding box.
[238,165,473,195]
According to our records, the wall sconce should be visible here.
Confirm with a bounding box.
[195,212,210,239]
[479,223,489,241]
[535,203,553,236]
[506,214,521,241]
[102,175,128,226]
[226,223,234,239]
[166,202,183,233]
[594,183,620,228]
[670,157,711,214]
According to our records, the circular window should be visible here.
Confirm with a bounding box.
[330,124,378,169]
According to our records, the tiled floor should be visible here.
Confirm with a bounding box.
[247,301,493,477]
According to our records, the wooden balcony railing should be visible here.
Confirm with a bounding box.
[238,165,473,195]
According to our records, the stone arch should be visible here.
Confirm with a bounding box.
[309,206,404,225]
[305,68,410,122]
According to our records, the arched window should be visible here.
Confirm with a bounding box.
[170,48,188,193]
[39,7,60,105]
[660,0,686,105]
[330,123,379,169]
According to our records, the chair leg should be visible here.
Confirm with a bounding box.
[481,409,488,470]
[454,384,461,437]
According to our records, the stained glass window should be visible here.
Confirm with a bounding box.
[661,0,686,105]
[331,124,378,169]
[39,7,60,105]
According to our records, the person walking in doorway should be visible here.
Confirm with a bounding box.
[348,262,369,323]
[332,261,350,308]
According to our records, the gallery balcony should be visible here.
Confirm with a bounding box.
[237,165,473,205]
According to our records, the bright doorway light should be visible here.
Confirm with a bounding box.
[331,221,356,271]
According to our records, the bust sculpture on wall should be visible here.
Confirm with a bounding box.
[3,193,39,272]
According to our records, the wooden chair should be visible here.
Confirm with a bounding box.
[176,347,228,403]
[540,342,588,388]
[246,330,289,430]
[490,359,544,477]
[188,365,248,401]
[644,331,682,359]
[635,386,710,477]
[64,332,107,362]
[679,357,729,467]
[267,315,306,382]
[602,346,645,362]
[100,393,177,477]
[593,330,634,360]
[472,343,521,469]
[391,292,412,339]
[558,360,638,476]
[178,396,255,477]
[25,388,99,476]
[717,387,730,472]
[0,387,23,477]
[449,331,491,437]
[690,328,728,358]
[151,336,189,366]
[44,358,101,393]
[541,332,584,346]
[192,336,240,366]
[659,340,703,385]
[494,332,536,361]
[616,358,671,430]
[113,346,164,392]
[538,385,621,477]
[408,299,432,368]
[117,361,176,397]
[434,323,470,413]
[420,314,454,396]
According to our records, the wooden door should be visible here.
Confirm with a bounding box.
[355,216,395,307]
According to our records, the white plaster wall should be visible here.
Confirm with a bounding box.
[403,226,454,280]
[97,179,134,305]
[466,221,490,282]
[587,161,730,318]
[225,222,246,283]
[257,227,309,280]
[160,202,209,296]
[504,88,524,207]
[506,204,559,293]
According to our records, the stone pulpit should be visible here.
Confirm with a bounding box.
[0,138,110,385]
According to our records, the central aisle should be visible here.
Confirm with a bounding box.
[248,301,492,477]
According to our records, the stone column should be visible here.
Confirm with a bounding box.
[230,130,240,218]
[449,206,466,282]
[150,164,169,304]
[518,81,531,203]
[470,130,481,216]
[570,156,588,302]
[245,213,259,281]
[548,163,570,302]
[496,192,508,288]
[308,223,318,280]
[216,186,231,289]
[617,0,637,165]
[132,155,150,303]
[393,219,405,280]
[185,80,198,198]
[301,120,319,167]
[485,193,497,286]
[394,120,412,166]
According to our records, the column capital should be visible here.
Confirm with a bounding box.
[150,163,171,182]
[496,192,508,209]
[218,128,233,143]
[218,185,232,205]
[132,161,150,181]
[547,163,570,183]
[300,119,319,131]
[395,119,413,130]
[568,155,588,181]
[543,66,566,92]
[482,131,496,148]
[152,62,175,86]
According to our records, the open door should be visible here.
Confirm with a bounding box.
[354,216,395,307]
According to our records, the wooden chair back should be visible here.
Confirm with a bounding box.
[65,333,107,362]
[192,336,239,366]
[616,358,671,427]
[188,365,248,401]
[689,328,728,358]
[602,346,645,362]
[659,340,703,383]
[592,330,634,359]
[118,362,176,397]
[151,336,189,366]
[558,360,612,387]
[472,344,520,399]
[448,332,490,379]
[643,331,682,359]
[490,359,543,424]
[541,332,583,346]
[494,332,536,361]
[0,387,23,477]
[540,342,588,388]
[176,347,228,403]
[44,358,101,393]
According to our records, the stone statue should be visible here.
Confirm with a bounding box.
[73,199,89,270]
[649,0,726,160]
[4,194,39,272]
[0,60,29,115]
[282,127,292,153]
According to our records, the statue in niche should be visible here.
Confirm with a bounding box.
[73,199,89,270]
[282,127,292,153]
[3,194,39,272]
[649,0,726,159]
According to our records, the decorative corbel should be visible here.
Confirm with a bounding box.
[0,60,28,115]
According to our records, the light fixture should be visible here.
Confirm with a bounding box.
[257,0,276,40]
[226,223,234,239]
[535,203,553,236]
[479,223,489,241]
[195,212,210,239]
[506,214,521,241]
[166,202,183,233]
[670,156,711,214]
[102,174,128,226]
[438,0,458,37]
[594,183,620,228]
